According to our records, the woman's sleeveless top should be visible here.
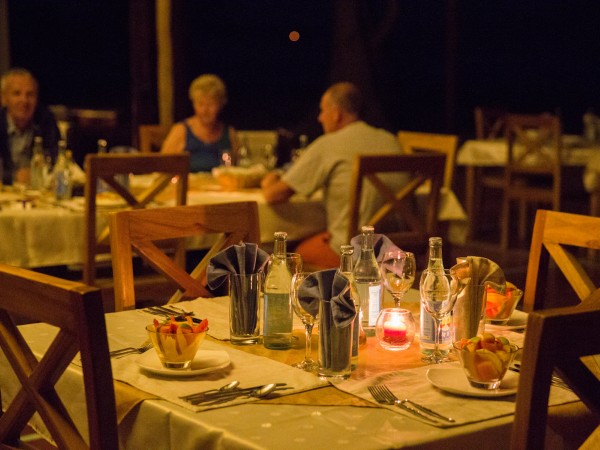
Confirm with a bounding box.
[183,121,232,172]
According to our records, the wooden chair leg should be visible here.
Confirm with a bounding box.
[518,200,527,244]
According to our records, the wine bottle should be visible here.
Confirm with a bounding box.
[53,140,72,200]
[263,232,293,349]
[419,237,452,356]
[352,226,383,337]
[29,136,45,190]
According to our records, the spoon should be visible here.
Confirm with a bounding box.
[180,380,240,400]
[194,383,284,406]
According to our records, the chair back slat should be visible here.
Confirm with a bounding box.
[110,201,260,310]
[83,152,189,286]
[0,265,117,449]
[524,209,600,311]
[348,153,445,255]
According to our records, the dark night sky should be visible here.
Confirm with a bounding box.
[7,0,600,140]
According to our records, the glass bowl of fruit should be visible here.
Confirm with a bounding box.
[453,333,520,389]
[146,316,208,369]
[485,282,523,325]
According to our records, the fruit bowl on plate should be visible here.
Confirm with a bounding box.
[453,333,520,389]
[146,316,208,369]
[485,282,523,324]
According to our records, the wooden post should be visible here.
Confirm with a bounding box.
[156,0,174,128]
[0,0,11,76]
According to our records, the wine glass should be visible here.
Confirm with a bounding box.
[380,251,416,307]
[420,268,459,364]
[290,271,318,371]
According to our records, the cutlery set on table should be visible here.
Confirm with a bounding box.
[368,385,455,425]
[180,382,293,405]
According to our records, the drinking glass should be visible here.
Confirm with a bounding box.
[380,250,416,307]
[290,271,318,371]
[420,268,459,364]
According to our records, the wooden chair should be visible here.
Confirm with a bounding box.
[500,113,562,249]
[471,107,508,237]
[474,106,507,140]
[397,130,458,190]
[138,124,169,152]
[523,209,600,312]
[83,153,189,287]
[511,293,600,449]
[110,201,260,311]
[347,153,445,256]
[0,264,117,449]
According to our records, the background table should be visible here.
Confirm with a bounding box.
[456,136,599,239]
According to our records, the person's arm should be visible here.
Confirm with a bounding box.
[160,123,186,154]
[261,172,295,204]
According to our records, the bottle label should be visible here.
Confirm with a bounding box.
[263,292,292,336]
[419,304,452,352]
[367,284,381,326]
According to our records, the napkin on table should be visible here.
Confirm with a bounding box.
[451,256,506,339]
[350,233,402,263]
[298,269,355,371]
[206,242,269,291]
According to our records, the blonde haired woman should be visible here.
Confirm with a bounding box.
[161,74,238,171]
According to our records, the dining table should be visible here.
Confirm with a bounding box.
[0,172,468,269]
[0,289,591,449]
[456,134,600,239]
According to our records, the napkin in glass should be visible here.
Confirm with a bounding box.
[298,269,355,371]
[451,256,506,339]
[206,242,269,291]
[350,233,402,263]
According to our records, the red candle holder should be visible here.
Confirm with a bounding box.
[375,308,415,351]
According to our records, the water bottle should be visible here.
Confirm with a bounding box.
[29,136,45,190]
[352,226,383,337]
[53,140,72,200]
[339,244,362,370]
[263,232,293,349]
[419,237,452,356]
[96,139,109,194]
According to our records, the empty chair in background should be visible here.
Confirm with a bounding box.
[500,113,562,249]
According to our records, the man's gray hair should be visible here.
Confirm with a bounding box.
[1,67,38,95]
[327,82,363,116]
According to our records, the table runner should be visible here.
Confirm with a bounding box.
[336,361,579,428]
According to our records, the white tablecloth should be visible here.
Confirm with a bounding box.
[0,186,326,268]
[457,136,599,167]
[0,293,589,449]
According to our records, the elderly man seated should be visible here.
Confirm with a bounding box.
[261,82,403,268]
[0,67,59,185]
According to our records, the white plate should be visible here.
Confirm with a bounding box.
[486,309,528,331]
[426,368,518,398]
[136,349,230,377]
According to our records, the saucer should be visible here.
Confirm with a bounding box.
[486,310,528,331]
[426,368,518,397]
[136,349,230,377]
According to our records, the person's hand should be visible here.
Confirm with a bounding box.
[260,171,281,189]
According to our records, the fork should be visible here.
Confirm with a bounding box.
[110,341,153,358]
[368,385,442,424]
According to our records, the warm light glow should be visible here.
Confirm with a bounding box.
[289,31,300,42]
